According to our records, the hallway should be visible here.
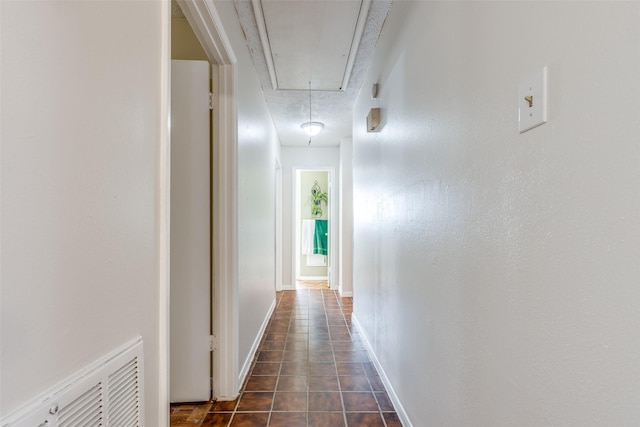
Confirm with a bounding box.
[170,287,401,426]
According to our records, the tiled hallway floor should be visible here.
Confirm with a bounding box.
[170,288,401,426]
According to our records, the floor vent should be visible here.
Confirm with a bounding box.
[1,337,144,427]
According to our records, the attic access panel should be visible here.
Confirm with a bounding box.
[259,0,364,91]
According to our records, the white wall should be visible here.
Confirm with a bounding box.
[1,1,167,424]
[214,2,281,380]
[353,2,640,426]
[339,139,353,296]
[281,147,340,288]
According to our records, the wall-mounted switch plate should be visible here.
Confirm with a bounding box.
[519,66,548,133]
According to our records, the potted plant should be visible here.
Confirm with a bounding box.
[309,181,328,217]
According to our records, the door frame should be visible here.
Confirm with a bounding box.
[292,166,337,290]
[175,0,239,401]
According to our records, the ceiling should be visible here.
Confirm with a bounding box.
[234,0,391,147]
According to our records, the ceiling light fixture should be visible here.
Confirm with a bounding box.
[302,81,323,144]
[301,121,324,136]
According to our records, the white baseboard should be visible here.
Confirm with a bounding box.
[281,283,295,290]
[352,315,413,427]
[339,290,353,297]
[238,298,276,387]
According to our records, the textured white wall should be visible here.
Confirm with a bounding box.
[339,139,353,296]
[215,2,281,373]
[353,2,640,425]
[1,1,166,424]
[281,147,340,288]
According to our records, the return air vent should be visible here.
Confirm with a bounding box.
[0,337,144,427]
[57,384,102,427]
[107,358,141,426]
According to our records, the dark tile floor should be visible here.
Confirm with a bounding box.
[170,287,401,426]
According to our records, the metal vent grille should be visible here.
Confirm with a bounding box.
[57,384,103,427]
[1,337,144,427]
[107,357,140,427]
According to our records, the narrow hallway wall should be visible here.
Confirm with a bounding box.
[352,2,640,426]
[1,1,167,423]
[214,1,282,382]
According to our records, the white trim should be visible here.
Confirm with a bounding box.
[238,299,277,386]
[180,0,239,401]
[339,290,353,298]
[158,2,171,425]
[297,276,328,281]
[340,0,371,91]
[352,315,413,427]
[251,0,278,90]
[275,158,283,292]
[177,0,236,65]
[281,283,295,290]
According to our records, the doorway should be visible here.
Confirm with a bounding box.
[294,167,336,290]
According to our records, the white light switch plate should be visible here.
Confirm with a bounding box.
[519,66,548,133]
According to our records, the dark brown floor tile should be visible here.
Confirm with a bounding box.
[210,399,239,412]
[308,362,337,376]
[236,392,273,412]
[308,412,346,427]
[272,391,307,411]
[230,412,269,427]
[289,324,308,333]
[202,412,232,426]
[339,376,371,392]
[331,342,357,352]
[244,375,278,391]
[265,332,287,342]
[330,333,353,342]
[287,333,309,342]
[308,375,340,391]
[284,341,308,351]
[309,333,331,342]
[280,362,308,376]
[329,326,350,334]
[257,350,283,362]
[308,392,343,412]
[276,375,308,391]
[309,351,334,363]
[260,340,286,351]
[342,392,378,412]
[345,412,385,426]
[336,363,365,376]
[362,362,378,376]
[367,375,385,391]
[309,340,332,351]
[269,411,307,426]
[375,391,394,411]
[282,350,308,362]
[382,412,403,427]
[252,362,281,376]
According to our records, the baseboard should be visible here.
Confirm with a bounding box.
[238,298,276,387]
[297,276,328,280]
[339,290,353,297]
[281,283,295,290]
[352,315,413,427]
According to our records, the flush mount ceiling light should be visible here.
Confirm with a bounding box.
[301,121,324,136]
